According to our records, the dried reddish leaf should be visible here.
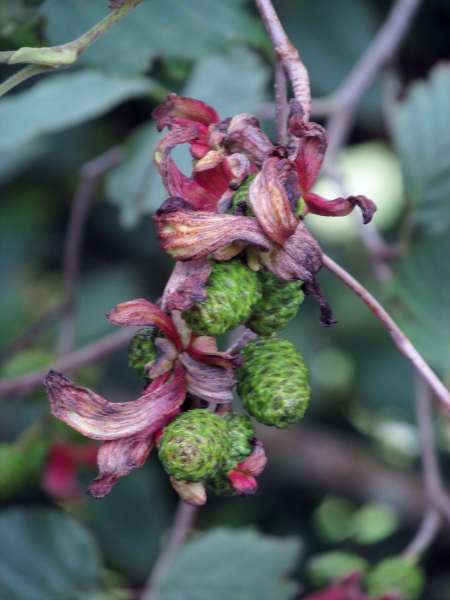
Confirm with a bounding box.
[45,369,186,440]
[249,158,299,244]
[152,93,220,128]
[161,258,212,312]
[304,192,378,224]
[153,199,270,260]
[107,298,183,351]
[87,434,157,498]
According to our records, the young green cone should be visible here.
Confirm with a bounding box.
[237,337,310,428]
[182,259,262,336]
[247,269,304,335]
[207,413,256,496]
[157,410,232,482]
[128,327,157,378]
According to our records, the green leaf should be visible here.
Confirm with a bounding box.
[183,45,270,119]
[84,462,173,583]
[40,0,265,76]
[391,63,450,232]
[105,122,167,227]
[0,507,102,599]
[388,228,450,374]
[0,70,155,151]
[351,503,399,545]
[153,528,302,600]
[313,495,355,543]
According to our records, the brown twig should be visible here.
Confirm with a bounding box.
[140,501,198,600]
[0,327,133,399]
[254,0,310,118]
[325,0,422,162]
[323,254,450,411]
[401,377,448,558]
[57,146,124,356]
[274,58,288,144]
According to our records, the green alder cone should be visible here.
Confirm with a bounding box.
[307,551,370,589]
[223,413,255,469]
[237,337,310,428]
[182,259,262,336]
[206,413,255,497]
[128,327,157,378]
[0,444,29,501]
[247,269,305,336]
[366,556,425,600]
[157,410,232,482]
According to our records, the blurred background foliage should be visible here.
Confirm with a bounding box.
[0,0,450,598]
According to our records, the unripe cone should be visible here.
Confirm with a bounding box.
[247,269,305,335]
[223,413,255,470]
[237,337,310,428]
[157,410,232,482]
[0,444,29,501]
[182,259,262,336]
[207,413,256,496]
[366,556,425,600]
[128,327,157,378]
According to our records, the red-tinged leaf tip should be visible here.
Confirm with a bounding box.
[152,93,220,127]
[44,369,186,440]
[106,299,183,351]
[236,439,267,476]
[303,192,377,223]
[249,158,298,244]
[227,470,258,495]
[87,434,156,499]
[289,99,329,193]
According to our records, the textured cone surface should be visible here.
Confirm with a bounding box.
[366,557,425,600]
[128,327,157,378]
[158,410,232,482]
[237,337,310,428]
[247,269,304,335]
[307,551,370,589]
[224,413,255,470]
[0,444,29,501]
[206,413,255,497]
[182,259,262,336]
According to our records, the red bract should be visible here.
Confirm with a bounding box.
[43,441,98,501]
[44,300,241,498]
[302,574,374,600]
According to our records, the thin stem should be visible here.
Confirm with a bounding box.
[274,58,288,144]
[415,376,442,500]
[0,0,145,96]
[255,0,310,118]
[0,64,53,98]
[400,377,445,559]
[0,328,133,399]
[325,0,422,161]
[140,501,198,600]
[323,254,450,411]
[401,509,441,560]
[59,0,145,56]
[57,146,124,356]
